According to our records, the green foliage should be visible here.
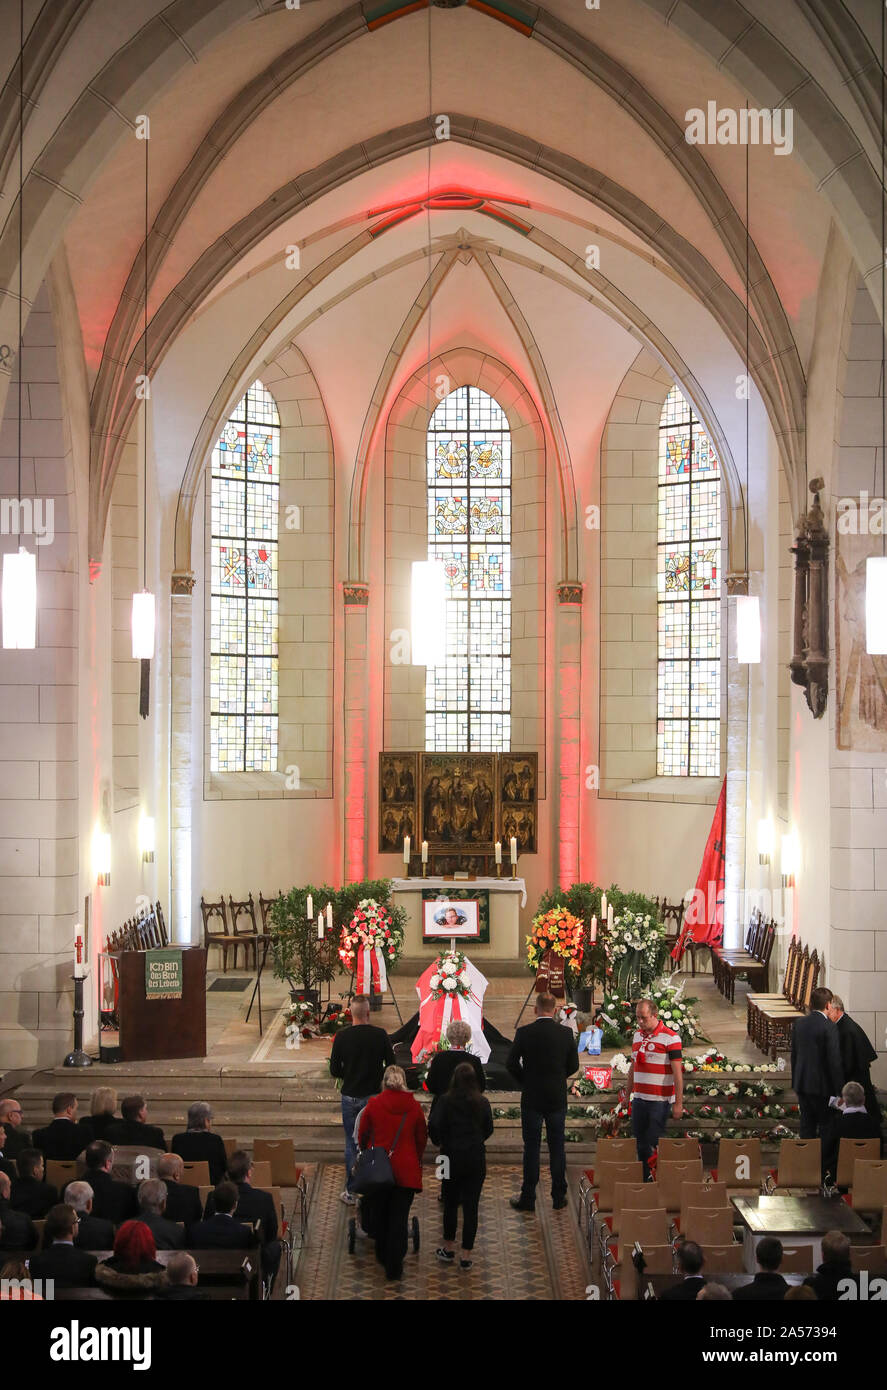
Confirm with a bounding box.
[535,881,660,987]
[269,879,406,986]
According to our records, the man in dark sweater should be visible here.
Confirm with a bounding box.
[32,1093,90,1160]
[329,995,395,1205]
[733,1237,790,1301]
[105,1095,166,1151]
[190,1181,257,1250]
[507,993,580,1212]
[9,1149,58,1219]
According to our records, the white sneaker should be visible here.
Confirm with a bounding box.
[340,1189,357,1205]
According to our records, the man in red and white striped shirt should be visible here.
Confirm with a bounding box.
[624,1000,684,1176]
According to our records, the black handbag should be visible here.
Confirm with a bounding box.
[350,1112,408,1194]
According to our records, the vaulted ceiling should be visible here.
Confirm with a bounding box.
[0,0,881,560]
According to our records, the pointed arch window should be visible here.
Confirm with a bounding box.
[657,385,721,776]
[425,386,511,751]
[209,380,279,771]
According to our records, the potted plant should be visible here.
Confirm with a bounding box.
[269,887,338,1003]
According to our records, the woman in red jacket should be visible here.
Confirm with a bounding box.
[357,1065,427,1281]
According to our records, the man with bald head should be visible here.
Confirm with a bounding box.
[64,1180,114,1251]
[157,1152,202,1232]
[158,1251,205,1301]
[0,1171,37,1251]
[0,1099,32,1158]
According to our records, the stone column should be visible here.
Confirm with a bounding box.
[724,577,749,950]
[170,573,195,944]
[555,583,583,887]
[343,583,369,883]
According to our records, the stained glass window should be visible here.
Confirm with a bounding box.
[657,385,721,776]
[210,381,279,771]
[425,387,511,751]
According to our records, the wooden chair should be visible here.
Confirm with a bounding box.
[700,1244,744,1274]
[110,1146,164,1185]
[585,1137,637,1185]
[776,1245,814,1273]
[200,897,241,973]
[252,1138,305,1187]
[249,1160,273,1190]
[223,1137,239,1160]
[849,1160,887,1214]
[46,1159,82,1192]
[610,1182,663,1236]
[258,893,281,936]
[155,901,169,946]
[714,1138,762,1191]
[33,1218,46,1248]
[836,1138,882,1190]
[592,1161,644,1215]
[655,1159,704,1214]
[228,893,260,970]
[198,1185,212,1212]
[658,1138,701,1163]
[683,1206,735,1246]
[776,1139,821,1192]
[678,1182,729,1232]
[747,937,800,1048]
[616,1245,676,1300]
[714,909,762,998]
[614,1207,671,1264]
[851,1246,887,1274]
[761,950,820,1060]
[180,1160,211,1188]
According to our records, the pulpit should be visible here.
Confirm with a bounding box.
[109,947,207,1062]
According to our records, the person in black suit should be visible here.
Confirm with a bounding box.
[827,998,880,1119]
[80,1086,120,1143]
[790,987,843,1140]
[31,1092,90,1160]
[0,1171,37,1250]
[733,1237,790,1301]
[82,1140,137,1224]
[0,1127,16,1181]
[29,1204,97,1288]
[136,1178,185,1250]
[205,1151,279,1285]
[170,1101,227,1184]
[63,1180,114,1252]
[105,1095,166,1151]
[157,1153,202,1233]
[0,1099,32,1158]
[9,1150,58,1219]
[823,1081,882,1183]
[155,1251,206,1301]
[190,1182,257,1250]
[426,1020,485,1130]
[506,992,579,1212]
[659,1240,707,1300]
[803,1230,859,1301]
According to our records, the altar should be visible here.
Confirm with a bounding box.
[390,875,526,959]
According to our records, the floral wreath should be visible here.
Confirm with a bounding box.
[429,949,471,1001]
[338,898,403,973]
[526,905,584,975]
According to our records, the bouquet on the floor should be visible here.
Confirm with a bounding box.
[604,910,666,994]
[339,898,404,990]
[526,906,585,979]
[319,1004,352,1034]
[428,949,471,1002]
[285,995,318,1040]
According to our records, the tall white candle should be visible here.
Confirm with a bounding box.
[421,840,428,864]
[317,912,324,940]
[306,893,313,922]
[403,835,411,865]
[590,915,597,944]
[494,841,502,865]
[607,903,614,930]
[601,893,608,921]
[326,902,333,934]
[510,836,517,864]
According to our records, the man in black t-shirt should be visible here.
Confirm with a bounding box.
[329,995,394,1205]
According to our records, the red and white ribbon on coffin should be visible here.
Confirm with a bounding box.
[411,957,490,1064]
[355,942,388,995]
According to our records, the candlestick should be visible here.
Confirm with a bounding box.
[306,892,313,922]
[326,902,333,935]
[317,912,324,940]
[494,840,502,865]
[63,972,92,1069]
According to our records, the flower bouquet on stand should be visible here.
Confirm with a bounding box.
[604,909,667,998]
[526,906,585,990]
[339,898,404,1010]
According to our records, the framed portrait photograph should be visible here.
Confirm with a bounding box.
[422,897,481,939]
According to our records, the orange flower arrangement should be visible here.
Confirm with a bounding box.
[526,906,584,977]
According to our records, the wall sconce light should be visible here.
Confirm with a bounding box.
[2,547,37,649]
[757,817,773,866]
[93,827,111,887]
[780,831,798,888]
[139,814,155,864]
[736,595,761,664]
[865,556,887,655]
[411,560,446,666]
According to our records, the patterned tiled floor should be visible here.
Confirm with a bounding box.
[293,1163,589,1301]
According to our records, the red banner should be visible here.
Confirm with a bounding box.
[672,775,726,962]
